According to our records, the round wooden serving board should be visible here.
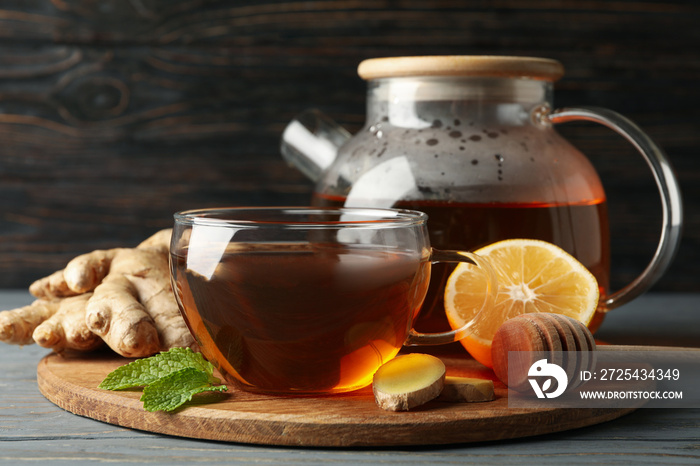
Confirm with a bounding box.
[37,351,636,447]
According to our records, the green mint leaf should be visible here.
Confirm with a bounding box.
[98,348,227,412]
[99,347,219,390]
[140,367,228,412]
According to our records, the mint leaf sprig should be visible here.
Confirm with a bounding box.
[99,347,227,412]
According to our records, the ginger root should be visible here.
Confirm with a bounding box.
[33,293,103,353]
[85,244,193,357]
[86,275,161,357]
[29,249,122,299]
[373,354,446,411]
[0,299,61,345]
[0,229,195,358]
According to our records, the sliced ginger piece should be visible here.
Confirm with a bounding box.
[373,353,446,411]
[437,376,495,403]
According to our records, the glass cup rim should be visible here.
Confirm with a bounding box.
[173,206,428,229]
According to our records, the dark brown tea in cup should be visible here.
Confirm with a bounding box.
[172,242,430,394]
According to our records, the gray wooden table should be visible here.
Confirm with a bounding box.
[1,290,698,465]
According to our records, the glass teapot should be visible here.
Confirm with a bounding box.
[281,56,683,332]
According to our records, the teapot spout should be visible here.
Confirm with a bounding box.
[281,109,351,182]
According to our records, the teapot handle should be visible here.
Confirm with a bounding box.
[539,106,683,311]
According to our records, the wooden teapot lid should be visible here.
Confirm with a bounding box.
[358,56,564,82]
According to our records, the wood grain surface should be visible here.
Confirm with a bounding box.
[3,291,700,464]
[0,1,698,293]
[36,350,638,447]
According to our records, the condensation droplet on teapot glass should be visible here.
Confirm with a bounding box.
[471,159,479,165]
[449,130,462,139]
[431,119,443,128]
[469,135,482,142]
[454,119,461,126]
[495,154,505,181]
[426,138,439,146]
[417,184,434,194]
[369,122,384,139]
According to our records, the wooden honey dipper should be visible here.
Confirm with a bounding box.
[491,312,700,392]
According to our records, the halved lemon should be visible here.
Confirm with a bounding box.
[444,239,599,368]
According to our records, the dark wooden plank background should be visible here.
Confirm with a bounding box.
[0,0,698,293]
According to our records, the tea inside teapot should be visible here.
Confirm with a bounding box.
[281,56,682,336]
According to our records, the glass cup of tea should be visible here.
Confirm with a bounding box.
[170,207,497,395]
